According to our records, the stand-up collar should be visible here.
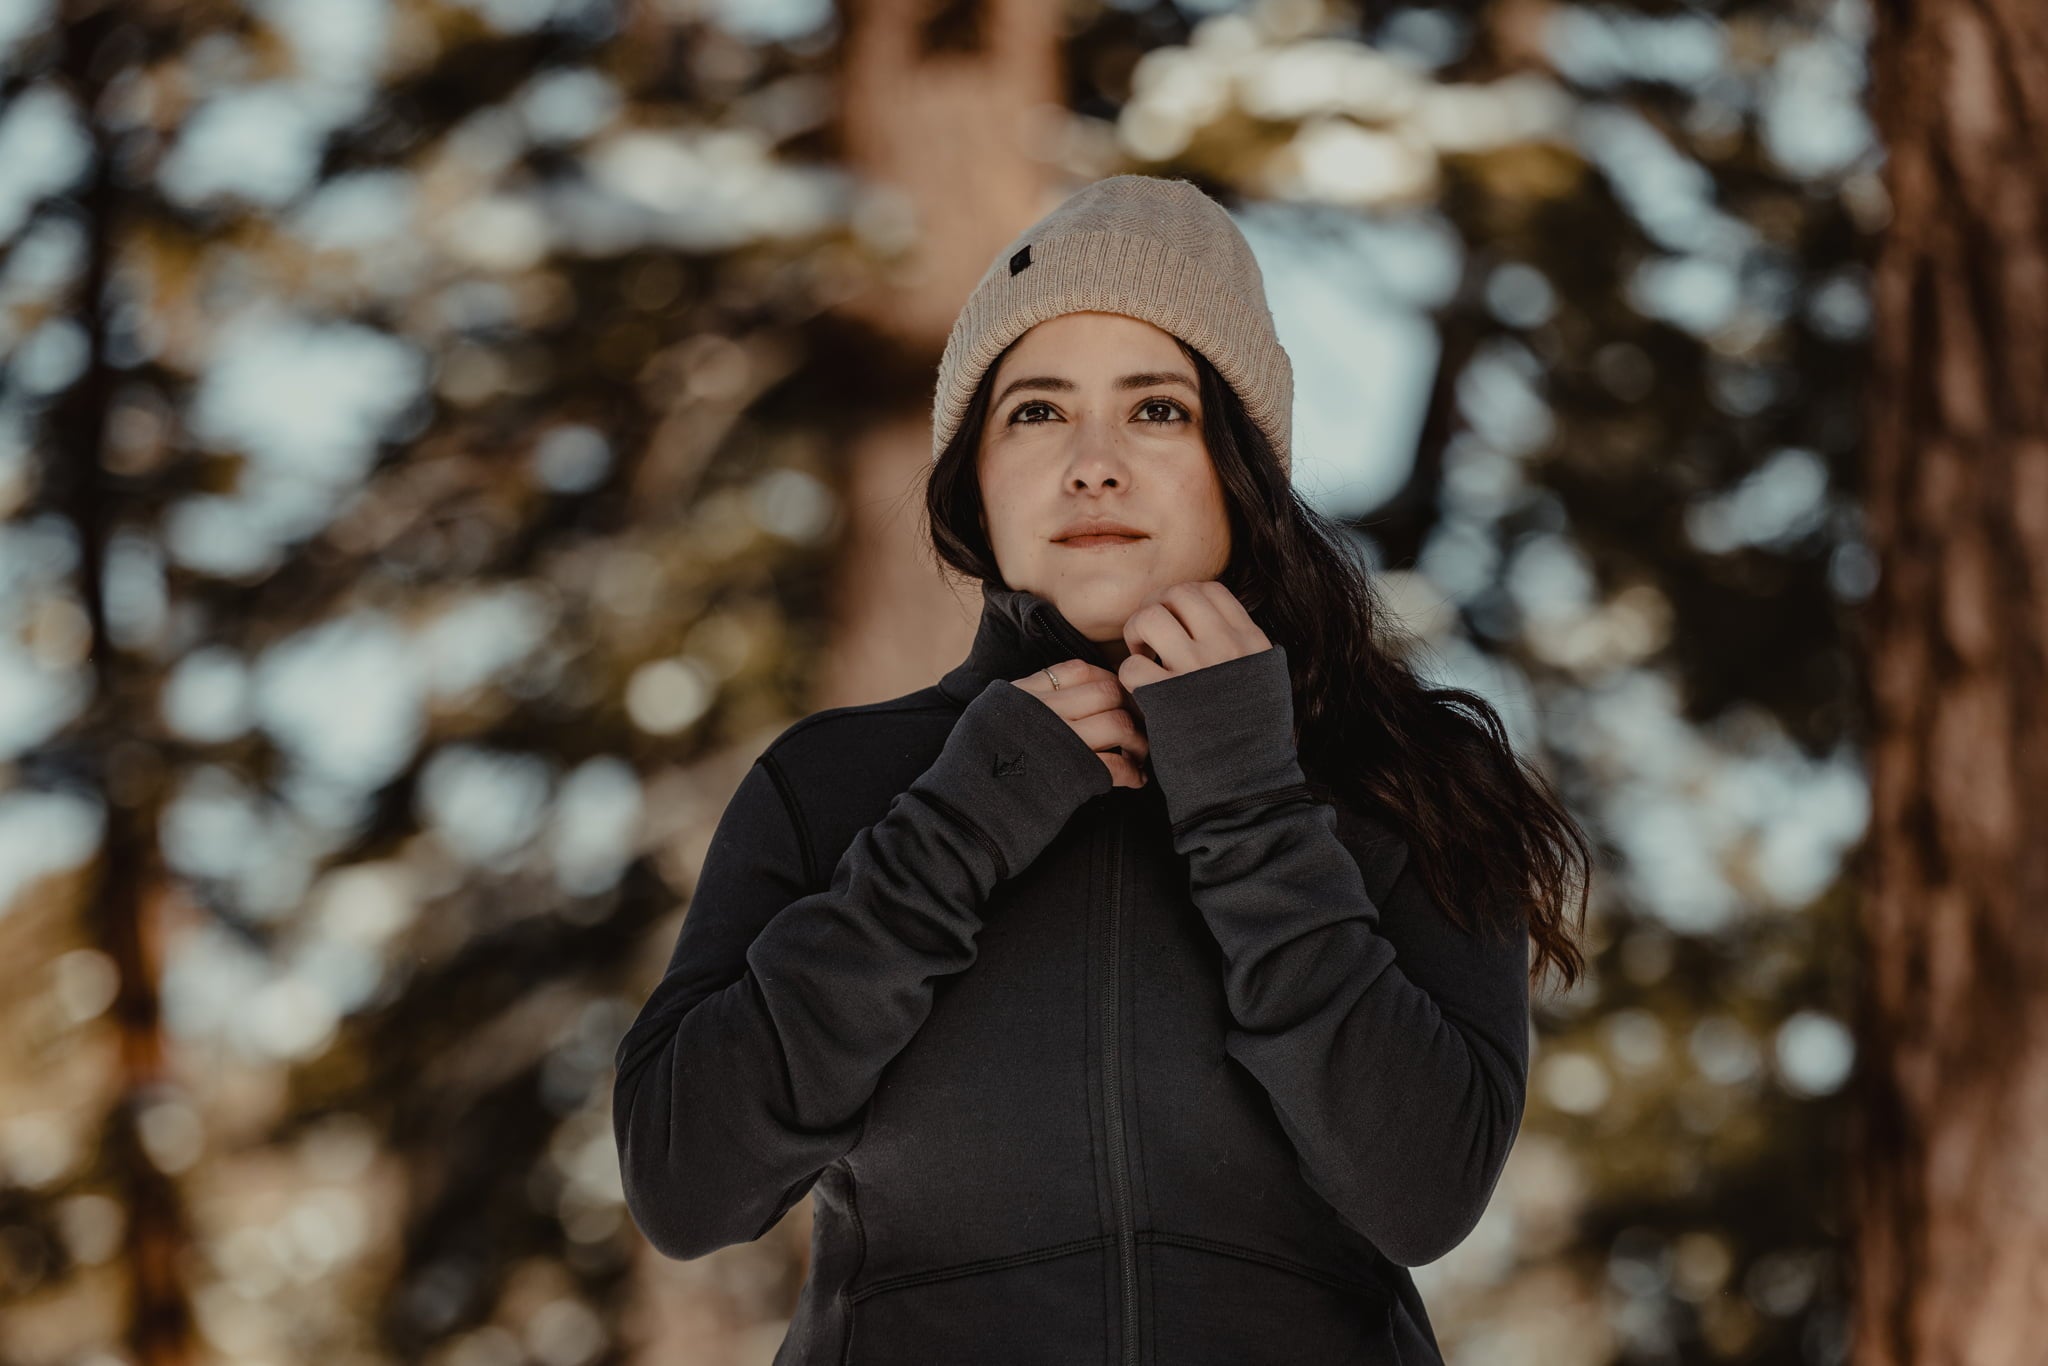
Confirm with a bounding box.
[936,580,1113,707]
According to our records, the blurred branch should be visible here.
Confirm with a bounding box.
[42,6,199,1363]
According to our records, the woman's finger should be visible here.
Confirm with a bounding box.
[1070,705,1146,760]
[1010,662,1123,718]
[1099,748,1146,788]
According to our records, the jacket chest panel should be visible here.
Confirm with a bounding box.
[1115,799,1385,1280]
[843,800,1108,1283]
[835,789,1388,1343]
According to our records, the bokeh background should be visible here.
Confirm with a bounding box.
[0,0,1884,1361]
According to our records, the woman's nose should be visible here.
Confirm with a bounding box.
[1064,425,1129,482]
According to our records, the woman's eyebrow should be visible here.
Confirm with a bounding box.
[993,371,1197,405]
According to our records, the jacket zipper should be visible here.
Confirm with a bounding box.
[1105,798,1137,1366]
[1025,601,1140,1362]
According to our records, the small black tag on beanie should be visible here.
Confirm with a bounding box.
[1009,244,1032,275]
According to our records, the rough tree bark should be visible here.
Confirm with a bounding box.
[1853,1,2048,1362]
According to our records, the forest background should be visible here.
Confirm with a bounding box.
[4,0,2032,1363]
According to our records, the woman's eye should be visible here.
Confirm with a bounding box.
[1008,398,1189,425]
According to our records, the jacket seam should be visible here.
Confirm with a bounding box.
[1168,781,1319,839]
[759,750,820,892]
[614,756,819,1084]
[768,696,961,749]
[840,1159,865,1366]
[1137,1230,1388,1300]
[846,1234,1112,1303]
[901,786,1009,882]
[835,1231,1384,1311]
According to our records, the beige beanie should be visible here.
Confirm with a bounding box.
[930,174,1294,477]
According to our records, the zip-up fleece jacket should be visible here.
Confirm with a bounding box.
[613,580,1531,1365]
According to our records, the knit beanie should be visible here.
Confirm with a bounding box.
[930,174,1294,478]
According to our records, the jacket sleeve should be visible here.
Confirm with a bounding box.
[612,675,1113,1261]
[1131,644,1531,1268]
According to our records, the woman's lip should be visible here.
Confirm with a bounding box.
[1056,534,1146,547]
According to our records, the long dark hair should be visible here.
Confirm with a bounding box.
[924,331,1592,998]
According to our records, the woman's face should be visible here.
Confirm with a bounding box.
[975,310,1232,662]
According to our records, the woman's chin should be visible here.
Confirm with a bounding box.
[1040,579,1157,636]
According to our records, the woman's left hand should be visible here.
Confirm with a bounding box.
[1117,581,1274,694]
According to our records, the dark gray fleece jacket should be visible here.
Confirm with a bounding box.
[612,580,1530,1365]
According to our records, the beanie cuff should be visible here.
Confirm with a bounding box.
[929,177,1294,479]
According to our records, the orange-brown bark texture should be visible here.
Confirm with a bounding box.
[1856,1,2048,1363]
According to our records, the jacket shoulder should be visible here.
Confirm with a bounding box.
[760,681,963,774]
[752,682,969,889]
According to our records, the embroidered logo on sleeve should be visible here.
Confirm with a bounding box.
[993,751,1027,777]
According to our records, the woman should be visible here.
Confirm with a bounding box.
[614,174,1591,1364]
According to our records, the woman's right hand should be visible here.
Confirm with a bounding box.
[1005,660,1150,789]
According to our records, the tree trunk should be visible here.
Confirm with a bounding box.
[1854,1,2048,1362]
[816,0,1067,710]
[626,6,1069,1359]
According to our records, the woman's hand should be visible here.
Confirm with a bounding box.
[1117,581,1273,693]
[1007,659,1150,789]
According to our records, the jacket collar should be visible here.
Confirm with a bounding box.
[936,580,1113,708]
[932,578,1354,823]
